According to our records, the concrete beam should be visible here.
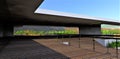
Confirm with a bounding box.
[79,25,101,35]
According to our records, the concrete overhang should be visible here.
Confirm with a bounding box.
[34,9,120,26]
[0,0,120,26]
[0,0,44,19]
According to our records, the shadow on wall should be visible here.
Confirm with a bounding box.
[0,39,70,59]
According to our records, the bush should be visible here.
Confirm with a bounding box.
[107,41,120,48]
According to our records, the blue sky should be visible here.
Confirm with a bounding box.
[38,0,119,21]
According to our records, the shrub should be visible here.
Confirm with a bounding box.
[107,41,120,48]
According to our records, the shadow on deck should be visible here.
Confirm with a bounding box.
[0,39,69,59]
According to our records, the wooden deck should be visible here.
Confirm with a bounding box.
[34,38,120,59]
[0,38,119,59]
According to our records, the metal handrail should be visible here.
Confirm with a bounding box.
[0,34,119,39]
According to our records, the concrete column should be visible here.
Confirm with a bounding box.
[0,25,4,37]
[79,25,101,35]
[0,25,13,37]
[79,25,103,47]
[0,25,13,44]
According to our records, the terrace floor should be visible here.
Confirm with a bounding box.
[0,38,119,59]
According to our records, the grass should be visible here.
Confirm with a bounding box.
[14,30,78,36]
[101,29,120,35]
[14,28,120,35]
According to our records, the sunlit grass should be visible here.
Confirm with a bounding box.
[102,29,120,35]
[14,30,78,36]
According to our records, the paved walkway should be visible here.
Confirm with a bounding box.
[0,38,119,59]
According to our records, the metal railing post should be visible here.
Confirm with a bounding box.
[106,40,110,54]
[57,35,59,42]
[61,35,63,42]
[93,38,95,51]
[69,35,71,46]
[116,39,118,59]
[78,34,81,48]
